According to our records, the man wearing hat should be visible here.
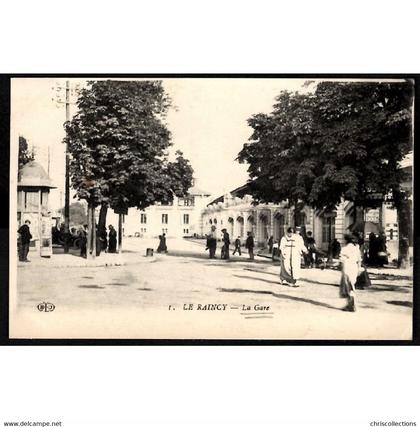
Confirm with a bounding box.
[18,220,32,262]
[221,228,230,260]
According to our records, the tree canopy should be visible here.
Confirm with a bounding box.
[18,135,34,171]
[237,80,413,211]
[64,80,194,211]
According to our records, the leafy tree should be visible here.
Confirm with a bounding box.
[238,80,413,265]
[18,135,35,173]
[237,91,318,222]
[59,202,87,227]
[65,80,194,257]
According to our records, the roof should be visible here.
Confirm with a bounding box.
[18,161,55,188]
[188,184,211,196]
[207,182,253,206]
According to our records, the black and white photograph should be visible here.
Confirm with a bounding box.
[9,76,414,340]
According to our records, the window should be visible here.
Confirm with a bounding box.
[184,229,189,234]
[322,216,335,243]
[25,190,39,211]
[179,197,195,206]
[41,191,48,208]
[162,214,168,224]
[162,228,168,234]
[140,213,147,224]
[161,200,173,206]
[183,214,189,225]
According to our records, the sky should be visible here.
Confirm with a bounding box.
[11,77,313,209]
[11,77,402,210]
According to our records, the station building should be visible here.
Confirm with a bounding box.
[201,153,412,262]
[107,179,211,238]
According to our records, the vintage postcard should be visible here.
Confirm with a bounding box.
[9,76,414,340]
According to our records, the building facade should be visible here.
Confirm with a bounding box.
[201,185,410,262]
[107,180,211,238]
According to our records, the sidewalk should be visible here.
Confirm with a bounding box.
[17,246,157,269]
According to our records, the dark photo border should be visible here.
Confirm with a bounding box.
[0,73,418,346]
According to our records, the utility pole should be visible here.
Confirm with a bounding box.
[52,80,81,254]
[64,81,70,253]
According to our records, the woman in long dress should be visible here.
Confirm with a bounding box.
[279,227,308,287]
[108,225,117,253]
[339,234,361,312]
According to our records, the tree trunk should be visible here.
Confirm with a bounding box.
[397,197,411,268]
[87,203,93,260]
[118,213,123,254]
[87,204,96,260]
[91,206,96,259]
[98,203,108,233]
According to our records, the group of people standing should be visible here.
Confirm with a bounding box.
[205,226,255,260]
[79,224,117,258]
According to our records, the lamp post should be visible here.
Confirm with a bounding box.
[52,80,81,253]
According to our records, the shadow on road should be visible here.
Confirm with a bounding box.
[386,300,412,308]
[218,287,273,296]
[368,284,411,293]
[78,284,105,289]
[218,286,341,311]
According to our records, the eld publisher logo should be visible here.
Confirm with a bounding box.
[37,302,55,312]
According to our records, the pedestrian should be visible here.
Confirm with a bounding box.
[99,226,108,252]
[305,231,317,268]
[377,232,389,267]
[245,231,255,260]
[267,235,274,254]
[221,228,230,260]
[279,227,308,287]
[233,236,242,255]
[206,225,217,259]
[331,238,341,259]
[339,234,361,312]
[18,220,32,262]
[157,233,168,253]
[79,224,88,258]
[108,224,117,253]
[95,225,103,256]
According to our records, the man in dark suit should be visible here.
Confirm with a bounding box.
[221,228,230,260]
[18,220,32,262]
[245,231,255,260]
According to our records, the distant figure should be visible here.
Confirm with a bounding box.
[108,225,117,253]
[18,220,32,262]
[233,236,242,255]
[157,233,168,253]
[221,228,230,260]
[331,238,341,259]
[377,232,388,267]
[339,234,361,312]
[268,236,274,254]
[206,225,217,259]
[305,231,317,268]
[79,224,88,257]
[272,239,280,260]
[99,226,108,252]
[245,231,255,260]
[279,227,308,287]
[96,225,103,256]
[368,232,378,266]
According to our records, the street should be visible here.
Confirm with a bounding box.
[12,237,413,340]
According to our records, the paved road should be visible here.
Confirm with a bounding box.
[12,237,413,340]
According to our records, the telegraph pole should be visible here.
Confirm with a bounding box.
[64,81,71,253]
[52,80,81,254]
